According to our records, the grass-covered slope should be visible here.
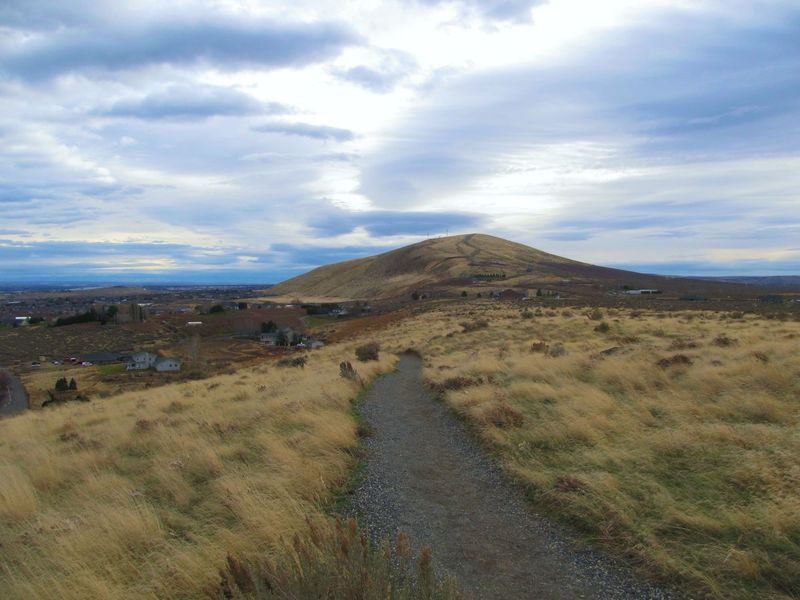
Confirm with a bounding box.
[371,302,800,599]
[270,233,583,299]
[0,344,395,599]
[270,232,751,301]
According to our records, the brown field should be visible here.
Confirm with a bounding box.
[367,301,800,599]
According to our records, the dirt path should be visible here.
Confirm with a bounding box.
[350,353,675,600]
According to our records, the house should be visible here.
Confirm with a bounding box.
[624,289,662,295]
[127,351,182,372]
[261,328,301,346]
[14,316,31,326]
[154,357,182,372]
[80,351,124,365]
[127,351,158,370]
[260,332,280,346]
[497,288,525,301]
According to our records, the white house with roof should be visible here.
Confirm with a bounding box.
[154,357,182,372]
[127,351,181,372]
[127,351,157,370]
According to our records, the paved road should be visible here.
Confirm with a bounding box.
[351,353,675,600]
[0,368,28,417]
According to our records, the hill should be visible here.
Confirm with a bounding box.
[269,233,767,301]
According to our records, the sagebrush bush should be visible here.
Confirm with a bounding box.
[594,321,610,333]
[355,342,380,362]
[277,356,306,368]
[461,319,489,332]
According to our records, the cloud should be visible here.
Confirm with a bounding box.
[0,239,279,283]
[332,49,418,92]
[98,84,289,120]
[418,0,544,22]
[308,207,484,237]
[268,243,395,271]
[0,19,359,80]
[252,122,355,141]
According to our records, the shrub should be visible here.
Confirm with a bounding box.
[520,310,534,319]
[209,304,224,314]
[713,334,737,347]
[460,319,488,333]
[482,402,524,428]
[434,376,482,393]
[656,354,693,368]
[277,356,306,368]
[587,308,603,321]
[218,519,462,600]
[339,361,359,382]
[530,341,549,353]
[594,321,611,333]
[669,338,698,350]
[547,343,566,358]
[355,342,380,362]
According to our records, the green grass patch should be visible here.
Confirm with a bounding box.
[98,363,126,376]
[304,314,336,328]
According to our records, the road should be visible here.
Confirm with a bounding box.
[0,368,28,417]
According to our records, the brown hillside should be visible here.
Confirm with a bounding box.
[269,233,772,301]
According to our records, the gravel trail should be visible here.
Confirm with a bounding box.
[350,353,677,600]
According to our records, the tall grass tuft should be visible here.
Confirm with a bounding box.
[218,519,461,600]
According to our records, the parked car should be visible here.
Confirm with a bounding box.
[81,361,93,367]
[51,360,61,365]
[30,361,41,368]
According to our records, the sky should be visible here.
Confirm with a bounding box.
[1,0,799,284]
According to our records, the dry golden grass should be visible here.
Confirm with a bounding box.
[0,344,395,599]
[370,302,800,599]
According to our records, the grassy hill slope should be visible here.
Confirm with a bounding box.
[270,233,754,301]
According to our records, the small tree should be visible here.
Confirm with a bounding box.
[460,291,468,297]
[54,377,69,392]
[276,329,288,346]
[68,378,77,391]
[411,290,420,301]
[261,320,278,333]
[209,304,224,314]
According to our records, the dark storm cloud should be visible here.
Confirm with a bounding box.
[252,122,355,141]
[0,19,360,80]
[98,84,290,120]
